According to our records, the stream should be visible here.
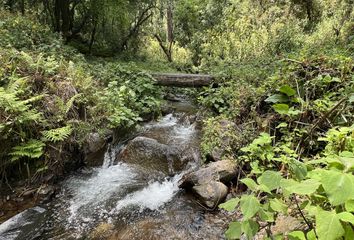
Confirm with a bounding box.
[0,99,230,240]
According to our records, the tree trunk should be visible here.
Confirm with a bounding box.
[154,34,173,62]
[20,0,25,15]
[89,20,98,54]
[166,0,174,43]
[166,0,174,62]
[60,0,71,37]
[152,73,213,87]
[54,0,61,32]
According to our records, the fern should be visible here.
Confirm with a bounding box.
[6,74,28,93]
[42,125,72,142]
[10,139,45,162]
[0,87,43,123]
[65,93,82,114]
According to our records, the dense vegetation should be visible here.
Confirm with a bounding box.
[1,0,354,239]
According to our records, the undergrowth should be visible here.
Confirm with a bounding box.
[0,12,162,186]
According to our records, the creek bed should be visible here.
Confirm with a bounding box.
[0,99,231,240]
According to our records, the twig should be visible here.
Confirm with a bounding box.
[294,196,318,239]
[308,97,347,135]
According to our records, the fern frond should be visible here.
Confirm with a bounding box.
[0,87,43,122]
[6,75,28,93]
[10,139,45,162]
[22,94,46,104]
[65,93,82,114]
[42,125,72,142]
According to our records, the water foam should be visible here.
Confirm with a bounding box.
[65,163,137,225]
[113,174,182,212]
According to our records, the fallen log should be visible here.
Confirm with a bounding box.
[152,73,213,87]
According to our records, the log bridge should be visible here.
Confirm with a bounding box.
[152,73,214,87]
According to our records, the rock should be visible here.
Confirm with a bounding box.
[0,206,47,240]
[271,214,302,235]
[86,132,106,153]
[37,184,55,197]
[117,137,183,174]
[192,181,228,208]
[84,132,107,166]
[179,160,237,188]
[89,222,114,239]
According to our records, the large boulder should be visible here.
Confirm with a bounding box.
[117,137,184,174]
[0,207,47,240]
[192,181,228,209]
[179,160,238,188]
[84,132,107,166]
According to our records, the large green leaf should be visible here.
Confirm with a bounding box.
[240,195,260,220]
[219,198,240,212]
[279,85,296,96]
[337,212,354,224]
[344,223,354,240]
[258,209,274,222]
[289,160,307,180]
[316,210,344,240]
[282,179,320,195]
[269,198,288,214]
[288,231,306,240]
[257,170,282,191]
[320,170,354,206]
[225,222,242,240]
[240,178,258,191]
[241,219,259,240]
[273,103,289,114]
[345,200,354,212]
[265,94,289,103]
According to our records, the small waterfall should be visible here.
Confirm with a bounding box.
[102,143,122,168]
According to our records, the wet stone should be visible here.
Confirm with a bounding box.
[179,160,238,188]
[0,206,47,240]
[192,181,228,209]
[117,136,184,174]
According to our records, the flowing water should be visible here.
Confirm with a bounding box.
[0,100,231,240]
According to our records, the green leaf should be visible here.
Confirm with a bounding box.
[225,222,242,240]
[349,94,354,103]
[259,209,274,222]
[316,210,345,240]
[241,219,259,240]
[344,223,354,240]
[279,85,296,97]
[257,171,282,191]
[240,195,260,220]
[320,170,354,206]
[282,179,320,195]
[265,94,289,103]
[288,231,306,240]
[273,103,289,114]
[337,212,354,224]
[306,230,317,240]
[289,160,307,180]
[269,198,288,214]
[219,198,240,212]
[345,200,354,212]
[240,178,258,191]
[276,122,288,128]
